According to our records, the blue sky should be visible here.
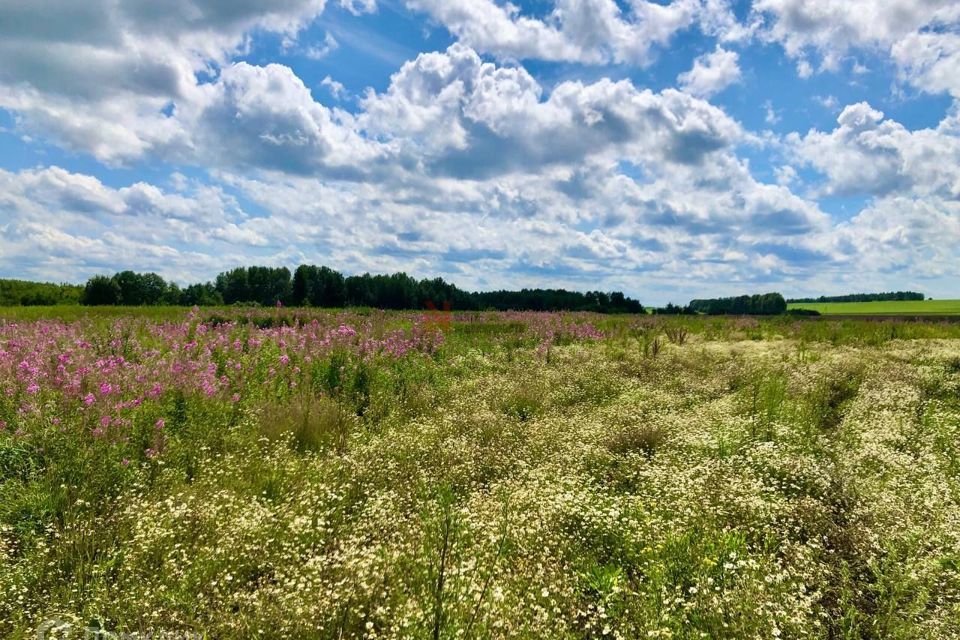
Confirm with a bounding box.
[1,0,959,304]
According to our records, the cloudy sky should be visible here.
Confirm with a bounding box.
[0,0,958,304]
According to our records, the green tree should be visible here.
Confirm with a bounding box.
[82,276,121,305]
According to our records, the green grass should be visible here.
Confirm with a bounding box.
[788,299,960,315]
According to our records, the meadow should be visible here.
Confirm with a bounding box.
[788,299,960,316]
[2,307,960,638]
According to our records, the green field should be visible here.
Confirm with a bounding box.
[789,299,960,315]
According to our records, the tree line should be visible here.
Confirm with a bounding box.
[787,291,925,303]
[70,266,647,313]
[688,293,787,315]
[4,270,847,318]
[0,279,83,306]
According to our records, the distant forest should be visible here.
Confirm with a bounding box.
[787,292,925,303]
[0,279,83,306]
[688,293,787,316]
[1,266,644,314]
[11,270,919,317]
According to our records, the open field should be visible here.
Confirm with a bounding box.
[789,299,960,316]
[2,308,960,638]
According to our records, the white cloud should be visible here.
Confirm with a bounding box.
[304,32,340,59]
[763,100,780,125]
[321,76,348,99]
[754,0,960,92]
[0,166,263,282]
[359,44,742,178]
[678,46,741,97]
[339,0,378,15]
[403,0,742,65]
[814,94,838,110]
[790,102,960,198]
[0,0,334,163]
[775,165,798,186]
[892,31,960,98]
[840,196,960,279]
[179,62,384,176]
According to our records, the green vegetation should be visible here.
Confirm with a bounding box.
[2,309,960,638]
[0,279,82,306]
[788,291,926,303]
[689,292,787,315]
[789,299,960,315]
[3,266,644,314]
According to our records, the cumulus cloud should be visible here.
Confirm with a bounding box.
[0,166,266,282]
[360,44,741,178]
[0,0,334,162]
[892,31,960,98]
[789,102,960,198]
[678,46,741,97]
[404,0,743,65]
[753,0,960,93]
[180,63,383,176]
[840,196,960,278]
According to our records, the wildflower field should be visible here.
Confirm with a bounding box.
[2,308,960,639]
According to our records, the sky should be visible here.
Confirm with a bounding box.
[0,0,958,305]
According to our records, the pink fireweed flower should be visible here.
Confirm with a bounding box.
[145,448,158,459]
[83,393,96,406]
[100,415,111,428]
[99,382,113,396]
[231,393,240,404]
[279,354,290,365]
[26,382,40,394]
[155,418,165,430]
[91,427,104,438]
[121,458,130,467]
